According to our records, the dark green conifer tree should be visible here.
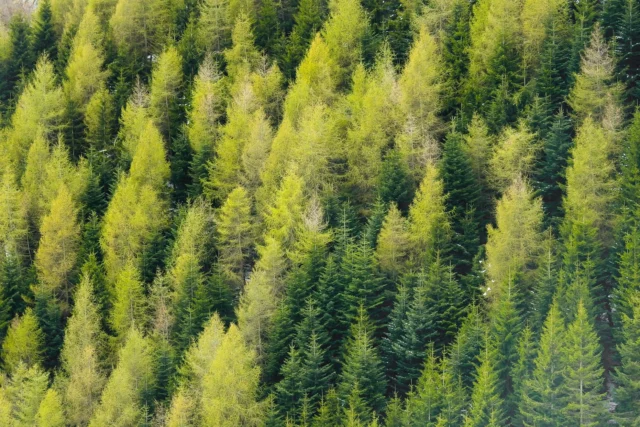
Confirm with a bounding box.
[283,0,328,78]
[615,292,640,424]
[30,0,57,62]
[440,130,481,276]
[465,338,507,427]
[378,150,414,212]
[338,306,386,418]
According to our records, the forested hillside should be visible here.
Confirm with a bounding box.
[1,0,640,425]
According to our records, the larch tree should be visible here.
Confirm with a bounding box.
[1,308,44,374]
[0,167,28,260]
[568,24,623,124]
[35,388,65,427]
[397,25,444,177]
[485,177,544,303]
[321,0,369,89]
[407,165,451,267]
[4,362,49,426]
[110,263,146,338]
[60,273,105,426]
[375,203,409,278]
[488,122,539,193]
[3,57,63,171]
[216,186,254,289]
[34,184,80,309]
[200,324,265,426]
[149,45,183,140]
[88,328,156,427]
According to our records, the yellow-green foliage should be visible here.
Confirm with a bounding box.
[118,83,150,159]
[88,328,155,427]
[322,0,368,87]
[0,168,28,259]
[149,46,183,137]
[464,113,494,184]
[2,309,44,374]
[563,117,616,239]
[22,137,90,227]
[187,56,226,153]
[485,177,544,299]
[35,184,80,304]
[376,204,409,276]
[128,120,170,189]
[61,274,106,426]
[407,165,451,266]
[74,7,104,48]
[35,389,65,427]
[568,25,623,123]
[4,362,49,426]
[347,53,400,202]
[489,122,538,192]
[198,0,232,54]
[216,186,254,287]
[201,324,264,426]
[263,169,306,252]
[241,108,273,193]
[64,42,108,110]
[521,0,566,76]
[4,58,63,170]
[224,15,261,82]
[110,263,146,337]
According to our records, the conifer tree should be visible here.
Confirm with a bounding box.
[216,186,254,288]
[558,301,607,426]
[464,340,507,427]
[4,56,63,169]
[284,0,328,79]
[568,24,622,123]
[31,0,58,61]
[35,184,80,308]
[518,301,565,425]
[1,308,44,374]
[5,362,49,426]
[375,204,409,278]
[110,263,146,338]
[448,305,486,388]
[488,123,539,193]
[485,177,544,302]
[88,328,156,427]
[338,306,386,418]
[615,292,640,424]
[201,324,265,426]
[61,273,105,426]
[35,388,65,427]
[407,166,451,267]
[321,0,368,88]
[440,130,482,275]
[0,14,33,117]
[149,45,184,141]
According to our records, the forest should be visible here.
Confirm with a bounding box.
[1,0,640,425]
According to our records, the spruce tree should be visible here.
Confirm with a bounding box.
[558,301,608,426]
[30,0,57,62]
[338,306,386,418]
[615,292,640,424]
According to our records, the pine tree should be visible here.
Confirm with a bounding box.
[338,306,386,418]
[284,0,328,79]
[559,301,608,426]
[321,0,368,89]
[375,204,409,278]
[534,110,573,228]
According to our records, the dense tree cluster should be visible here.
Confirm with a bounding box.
[2,0,640,425]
